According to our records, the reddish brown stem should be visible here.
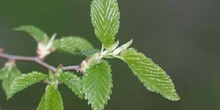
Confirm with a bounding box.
[0,52,79,72]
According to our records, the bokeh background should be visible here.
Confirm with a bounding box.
[0,0,220,110]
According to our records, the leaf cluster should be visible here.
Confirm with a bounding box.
[0,0,180,110]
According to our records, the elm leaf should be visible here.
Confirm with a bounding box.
[91,0,120,48]
[57,72,83,99]
[14,25,49,44]
[121,48,180,101]
[7,71,48,99]
[54,36,93,55]
[82,61,113,110]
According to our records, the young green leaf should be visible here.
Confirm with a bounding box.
[0,68,9,80]
[91,0,120,48]
[37,93,46,110]
[14,25,49,44]
[45,85,64,110]
[121,48,180,101]
[57,72,83,99]
[53,36,94,55]
[2,67,21,97]
[7,71,48,99]
[82,61,113,110]
[81,49,100,57]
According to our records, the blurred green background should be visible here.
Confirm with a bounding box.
[0,0,220,110]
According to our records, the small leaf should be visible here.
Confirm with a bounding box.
[53,36,94,55]
[81,49,100,57]
[45,85,64,110]
[91,0,120,48]
[0,68,9,80]
[2,67,21,96]
[121,48,180,101]
[14,25,49,44]
[57,72,83,99]
[7,71,48,99]
[37,93,46,110]
[82,61,113,110]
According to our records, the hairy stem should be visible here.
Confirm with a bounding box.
[0,52,79,72]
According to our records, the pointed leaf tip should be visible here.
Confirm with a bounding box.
[121,48,180,101]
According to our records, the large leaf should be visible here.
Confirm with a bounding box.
[57,72,83,99]
[121,48,180,101]
[53,36,94,55]
[45,85,64,110]
[7,71,48,99]
[1,67,21,97]
[14,25,49,44]
[91,0,120,48]
[82,61,113,110]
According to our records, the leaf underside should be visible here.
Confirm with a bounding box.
[53,36,94,55]
[14,25,48,44]
[81,49,100,57]
[121,48,180,101]
[91,0,120,48]
[7,71,48,99]
[57,72,83,99]
[1,67,21,97]
[82,61,113,110]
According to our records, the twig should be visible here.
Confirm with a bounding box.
[0,52,79,72]
[63,66,79,72]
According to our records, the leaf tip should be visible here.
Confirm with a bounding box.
[6,93,13,100]
[170,94,180,101]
